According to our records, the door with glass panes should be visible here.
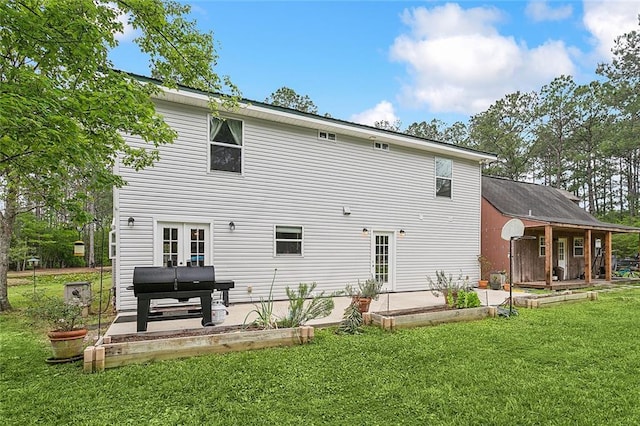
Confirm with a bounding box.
[371,231,394,291]
[154,222,211,306]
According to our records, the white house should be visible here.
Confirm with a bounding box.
[112,79,496,312]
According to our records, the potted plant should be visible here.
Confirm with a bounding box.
[345,278,383,313]
[477,255,491,289]
[27,292,88,360]
[489,271,507,290]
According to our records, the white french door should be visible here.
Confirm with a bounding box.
[371,231,395,291]
[156,222,211,267]
[153,222,212,307]
[557,238,567,280]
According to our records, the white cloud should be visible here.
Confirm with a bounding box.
[108,3,138,41]
[390,3,576,115]
[583,0,639,59]
[525,1,573,22]
[350,101,398,126]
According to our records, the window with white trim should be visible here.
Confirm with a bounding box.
[109,231,116,259]
[435,157,452,198]
[275,226,303,256]
[318,131,336,141]
[573,237,584,257]
[539,236,546,257]
[209,116,243,173]
[374,142,389,151]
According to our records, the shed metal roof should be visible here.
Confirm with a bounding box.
[482,176,640,233]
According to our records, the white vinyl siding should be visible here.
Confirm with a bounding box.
[115,100,484,310]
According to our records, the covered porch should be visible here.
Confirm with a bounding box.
[512,223,639,288]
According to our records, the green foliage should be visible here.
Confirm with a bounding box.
[25,290,86,331]
[264,87,318,114]
[243,269,277,330]
[455,290,482,309]
[2,288,640,424]
[427,271,468,298]
[277,282,335,328]
[344,278,384,300]
[336,301,363,335]
[0,0,239,310]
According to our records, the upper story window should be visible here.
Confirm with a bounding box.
[318,130,336,141]
[275,225,303,256]
[435,157,452,198]
[210,116,243,173]
[573,237,584,257]
[374,142,389,151]
[539,236,546,257]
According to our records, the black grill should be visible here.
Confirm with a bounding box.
[132,266,234,332]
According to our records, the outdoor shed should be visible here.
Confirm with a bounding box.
[481,176,640,288]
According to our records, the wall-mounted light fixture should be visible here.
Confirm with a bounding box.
[399,229,406,237]
[127,217,135,227]
[362,227,369,236]
[229,221,236,231]
[343,206,351,216]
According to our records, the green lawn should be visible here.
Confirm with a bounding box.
[2,274,639,425]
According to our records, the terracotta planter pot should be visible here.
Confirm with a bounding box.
[502,283,511,292]
[48,329,88,359]
[478,280,488,289]
[352,297,372,313]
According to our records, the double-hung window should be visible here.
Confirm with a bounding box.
[539,236,546,257]
[275,226,303,256]
[435,157,452,198]
[209,116,243,173]
[573,237,584,257]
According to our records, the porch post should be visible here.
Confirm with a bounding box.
[584,229,592,284]
[604,231,612,281]
[545,225,553,286]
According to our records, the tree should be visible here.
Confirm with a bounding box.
[264,87,318,114]
[597,16,640,217]
[468,91,538,180]
[533,75,579,187]
[0,0,238,311]
[374,119,402,132]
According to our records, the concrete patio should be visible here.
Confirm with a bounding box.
[104,288,516,338]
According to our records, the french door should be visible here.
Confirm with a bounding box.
[156,222,210,267]
[371,231,394,291]
[153,222,211,307]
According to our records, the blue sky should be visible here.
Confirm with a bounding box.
[110,1,640,127]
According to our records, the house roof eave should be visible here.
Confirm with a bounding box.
[144,78,497,164]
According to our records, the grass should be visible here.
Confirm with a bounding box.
[1,273,640,425]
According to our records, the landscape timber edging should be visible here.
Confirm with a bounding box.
[513,291,598,308]
[363,306,495,331]
[83,325,314,373]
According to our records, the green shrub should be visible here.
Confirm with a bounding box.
[456,290,482,309]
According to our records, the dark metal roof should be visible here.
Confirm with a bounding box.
[121,70,496,159]
[482,176,640,233]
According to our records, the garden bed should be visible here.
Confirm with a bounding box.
[84,325,314,372]
[513,291,597,308]
[364,306,495,331]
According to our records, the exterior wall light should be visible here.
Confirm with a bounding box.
[362,227,369,236]
[229,221,236,231]
[127,217,135,227]
[399,229,406,237]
